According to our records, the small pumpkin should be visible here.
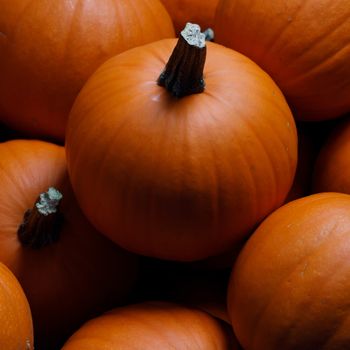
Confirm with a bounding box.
[62,301,237,349]
[160,0,219,35]
[0,262,33,350]
[215,0,350,121]
[0,0,174,141]
[228,192,350,349]
[313,116,350,194]
[66,23,297,261]
[0,140,138,349]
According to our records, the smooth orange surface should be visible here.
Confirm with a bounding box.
[215,0,350,120]
[0,262,33,350]
[66,38,297,261]
[160,0,219,34]
[228,193,350,349]
[62,301,237,349]
[313,117,350,194]
[0,140,138,349]
[0,0,174,141]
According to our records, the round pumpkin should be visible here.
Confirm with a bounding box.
[0,140,138,349]
[160,0,219,35]
[313,116,350,194]
[215,0,350,121]
[0,0,174,141]
[0,262,33,350]
[62,301,237,349]
[228,192,350,349]
[66,23,297,261]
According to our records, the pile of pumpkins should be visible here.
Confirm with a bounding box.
[0,0,349,349]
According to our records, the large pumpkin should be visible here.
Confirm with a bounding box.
[0,0,174,141]
[215,0,350,121]
[62,301,237,349]
[0,262,33,350]
[0,140,138,349]
[66,23,297,261]
[160,0,219,34]
[313,116,350,194]
[228,192,350,349]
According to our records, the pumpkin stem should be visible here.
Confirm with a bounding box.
[17,187,64,249]
[204,28,214,42]
[158,22,206,97]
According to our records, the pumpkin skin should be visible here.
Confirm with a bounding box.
[215,0,350,121]
[160,0,219,34]
[313,116,350,194]
[0,140,138,349]
[228,192,350,349]
[62,301,237,349]
[0,0,174,141]
[0,262,33,350]
[66,37,297,261]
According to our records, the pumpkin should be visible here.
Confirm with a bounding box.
[62,301,237,349]
[215,0,350,121]
[66,23,297,261]
[0,262,33,350]
[0,140,138,349]
[228,192,350,349]
[160,0,219,35]
[0,0,174,141]
[312,116,350,194]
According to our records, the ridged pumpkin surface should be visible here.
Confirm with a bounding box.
[228,193,350,349]
[0,140,138,349]
[215,0,350,120]
[66,38,297,261]
[160,0,219,34]
[0,0,174,140]
[62,301,236,349]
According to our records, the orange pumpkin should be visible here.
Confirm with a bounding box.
[0,0,174,141]
[215,0,350,121]
[0,262,33,350]
[66,23,297,261]
[228,192,350,349]
[62,301,237,349]
[0,140,138,349]
[160,0,219,34]
[313,116,350,194]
